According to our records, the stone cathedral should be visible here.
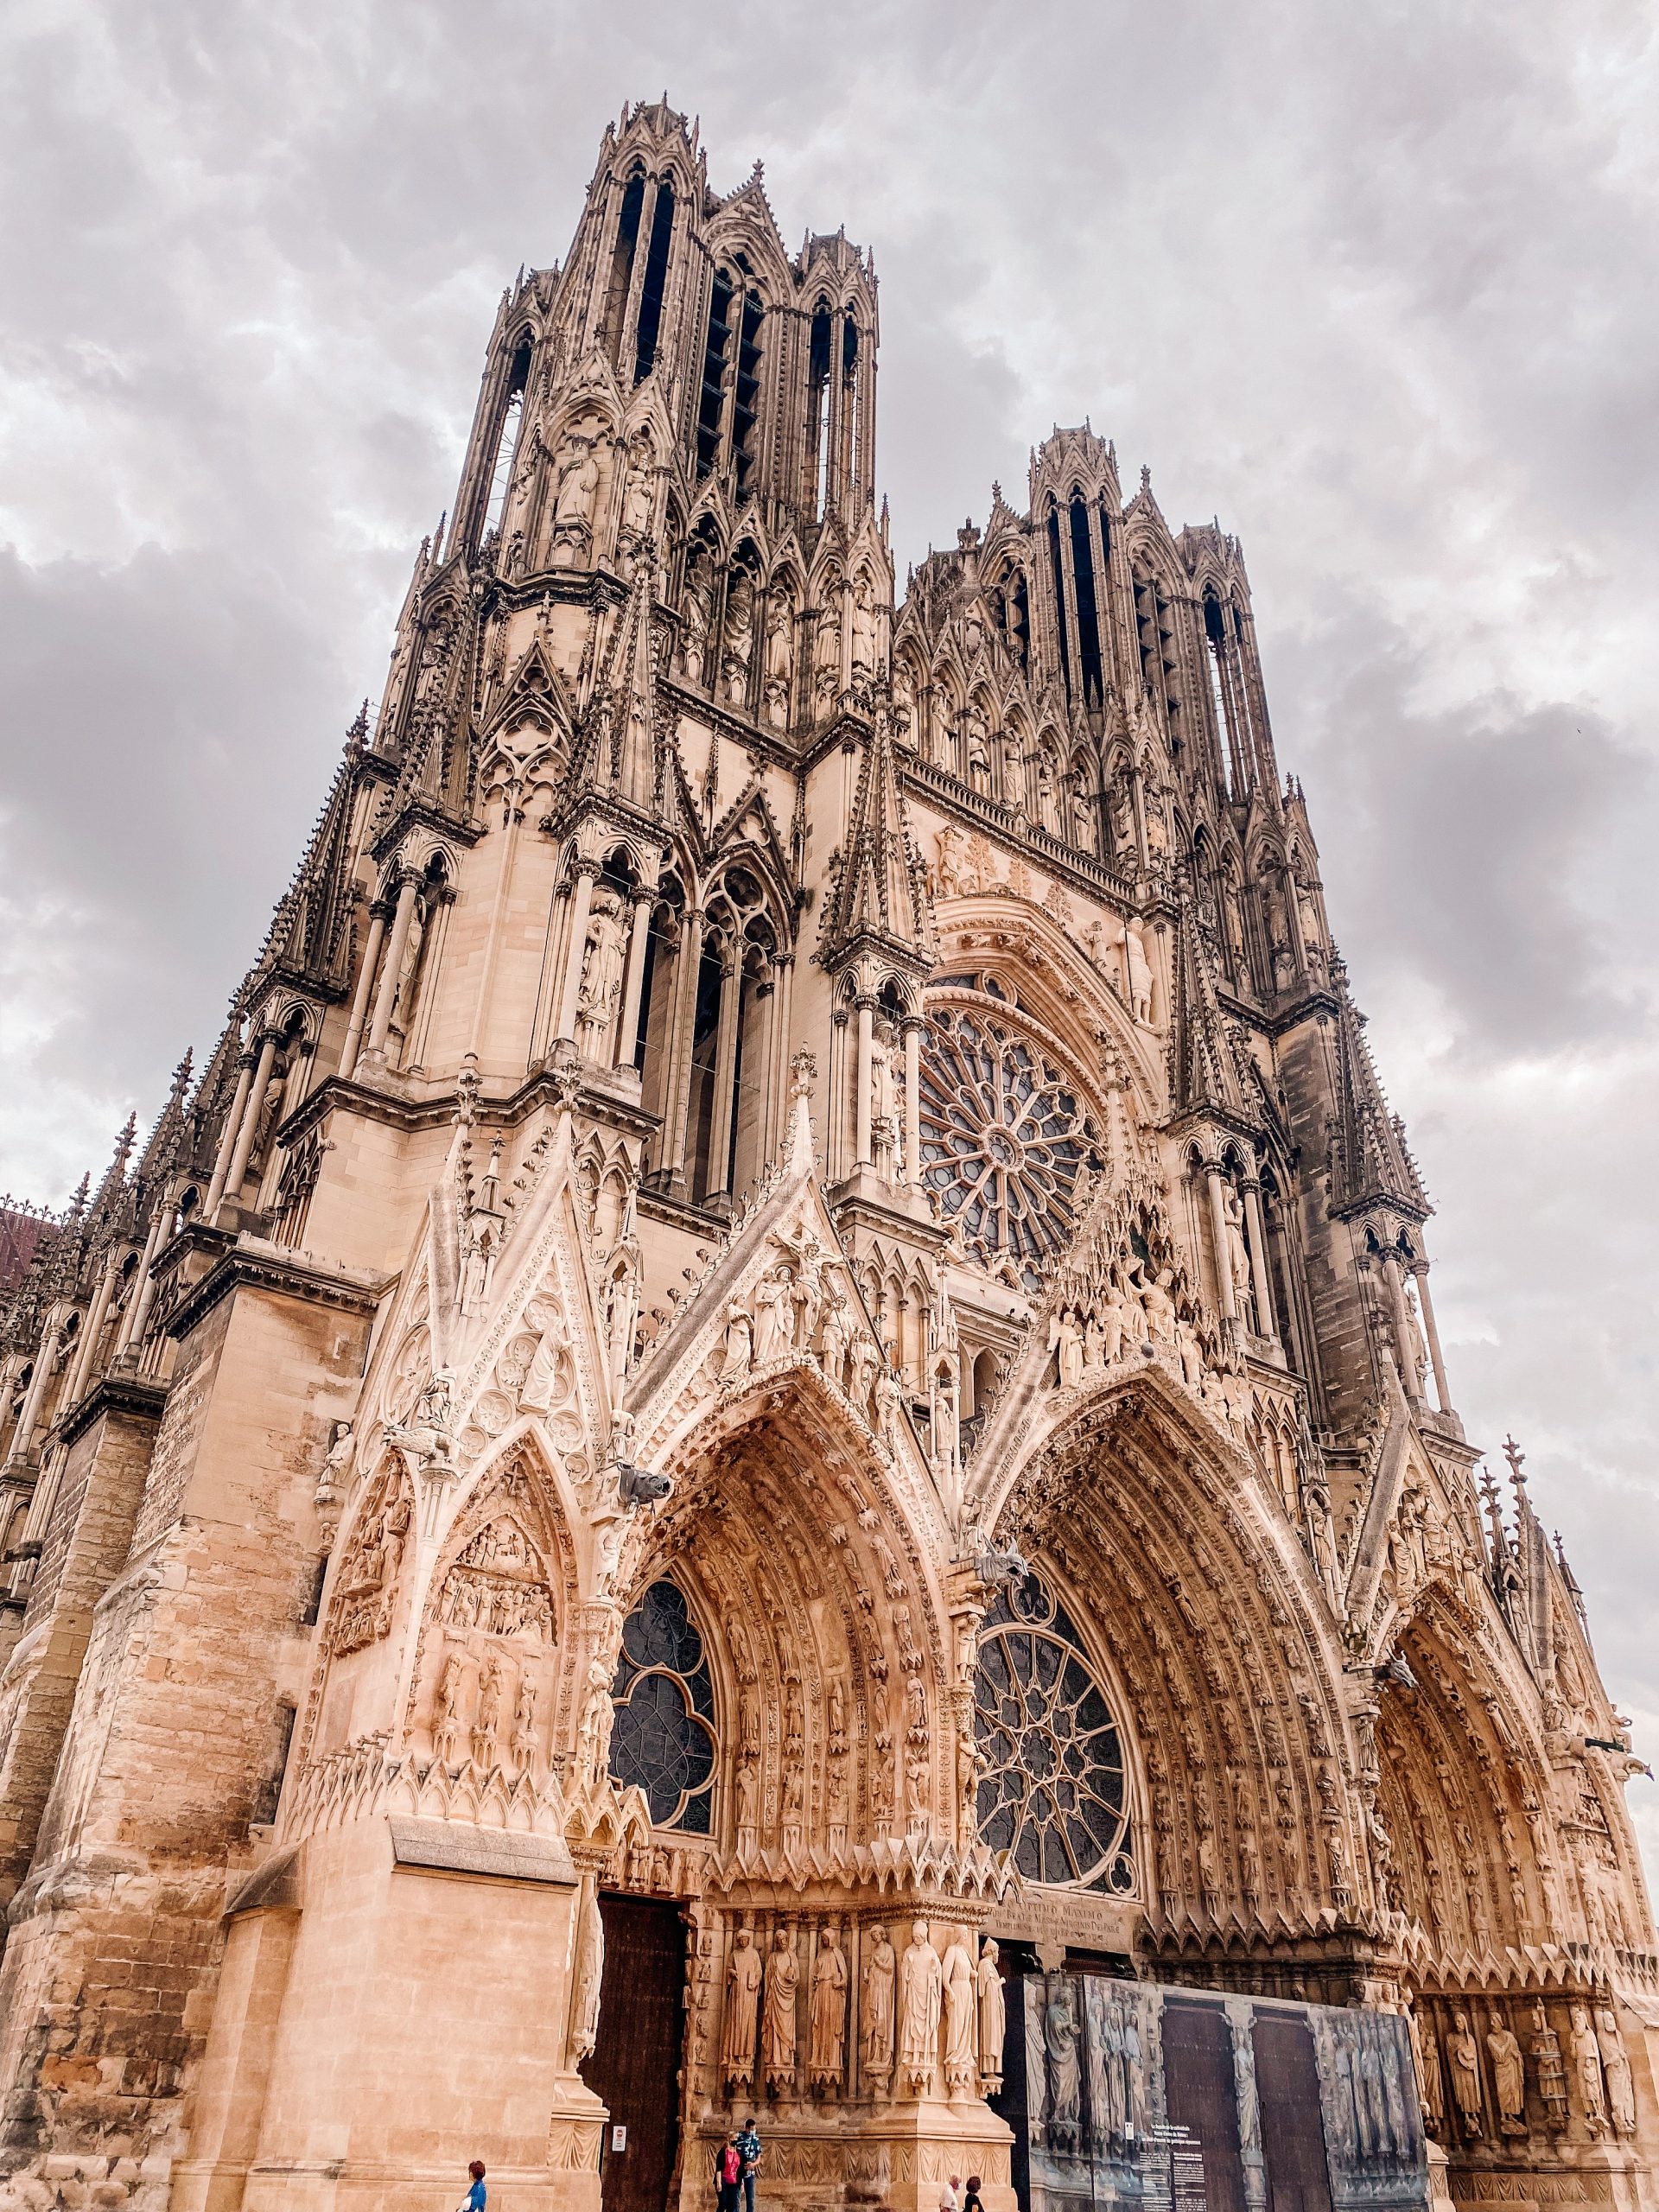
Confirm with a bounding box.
[0,96,1653,2212]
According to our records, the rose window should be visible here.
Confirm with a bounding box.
[609,1580,717,1834]
[918,1004,1103,1288]
[974,1569,1135,1892]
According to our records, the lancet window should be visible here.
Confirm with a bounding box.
[632,179,676,384]
[975,1568,1135,1893]
[601,172,645,369]
[608,1579,717,1834]
[480,340,531,543]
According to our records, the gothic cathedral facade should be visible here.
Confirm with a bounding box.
[0,97,1651,2212]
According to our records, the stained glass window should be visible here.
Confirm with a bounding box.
[975,1568,1135,1893]
[918,1004,1102,1291]
[609,1579,717,1834]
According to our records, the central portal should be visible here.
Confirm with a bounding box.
[588,1894,686,2212]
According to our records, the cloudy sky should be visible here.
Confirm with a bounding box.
[3,1,1656,1876]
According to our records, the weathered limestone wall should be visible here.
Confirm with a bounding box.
[0,1281,369,2211]
[0,1397,160,1907]
[176,1820,600,2212]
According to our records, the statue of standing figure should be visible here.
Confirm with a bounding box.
[808,1928,847,2092]
[898,1921,943,2095]
[722,1928,763,2090]
[976,1940,1006,2092]
[861,1924,897,2089]
[941,1936,977,2095]
[762,1927,799,2094]
[575,890,628,1061]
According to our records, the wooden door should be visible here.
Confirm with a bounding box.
[1251,2012,1333,2212]
[1161,1999,1246,2212]
[588,1894,686,2212]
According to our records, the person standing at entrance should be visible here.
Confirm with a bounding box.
[735,2115,762,2212]
[457,2163,486,2212]
[715,2135,742,2212]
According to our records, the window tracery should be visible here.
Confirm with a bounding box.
[608,1578,717,1834]
[974,1569,1135,1893]
[918,1004,1103,1290]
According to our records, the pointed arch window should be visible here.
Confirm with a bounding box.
[632,179,676,384]
[808,304,833,519]
[975,1568,1135,1892]
[609,1579,717,1834]
[732,289,764,498]
[1069,493,1104,708]
[480,340,531,542]
[696,270,734,478]
[1046,505,1071,702]
[601,171,646,369]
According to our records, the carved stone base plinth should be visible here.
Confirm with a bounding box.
[678,2101,1014,2212]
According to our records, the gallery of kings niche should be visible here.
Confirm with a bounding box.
[0,95,1652,2212]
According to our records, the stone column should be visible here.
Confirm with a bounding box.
[902,1017,924,1186]
[1381,1250,1421,1402]
[337,901,387,1081]
[662,908,706,1187]
[215,1030,278,1223]
[113,1201,170,1360]
[365,874,418,1058]
[704,949,743,1202]
[4,1307,67,1470]
[1413,1262,1452,1414]
[553,863,598,1045]
[760,954,794,1164]
[202,1052,257,1217]
[1205,1165,1238,1323]
[1240,1177,1278,1342]
[854,997,874,1170]
[613,893,654,1070]
[63,1253,120,1407]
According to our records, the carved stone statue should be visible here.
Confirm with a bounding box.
[851,579,877,674]
[722,1928,763,2088]
[976,1941,1006,2092]
[620,435,654,542]
[679,568,711,683]
[861,1924,897,2088]
[815,599,842,715]
[1486,2012,1526,2138]
[721,1301,754,1380]
[1528,2003,1569,2135]
[432,1649,465,1763]
[1405,1993,1443,2139]
[762,1927,799,2094]
[753,1268,792,1363]
[569,1878,604,2065]
[764,594,793,727]
[1570,2004,1606,2135]
[1595,2006,1635,2135]
[1123,919,1154,1024]
[1446,2010,1484,2139]
[722,573,755,705]
[898,1920,942,2094]
[575,890,628,1059]
[808,1928,847,2091]
[1044,1979,1081,2151]
[941,1936,976,2095]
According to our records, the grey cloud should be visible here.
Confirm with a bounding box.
[3,0,1657,1877]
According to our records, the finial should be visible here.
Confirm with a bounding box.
[1141,463,1152,493]
[1503,1433,1527,1489]
[347,700,369,749]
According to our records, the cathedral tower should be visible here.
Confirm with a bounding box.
[0,99,1650,2212]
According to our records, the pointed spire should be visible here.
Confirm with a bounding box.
[816,702,935,970]
[1325,957,1428,1218]
[1168,893,1249,1116]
